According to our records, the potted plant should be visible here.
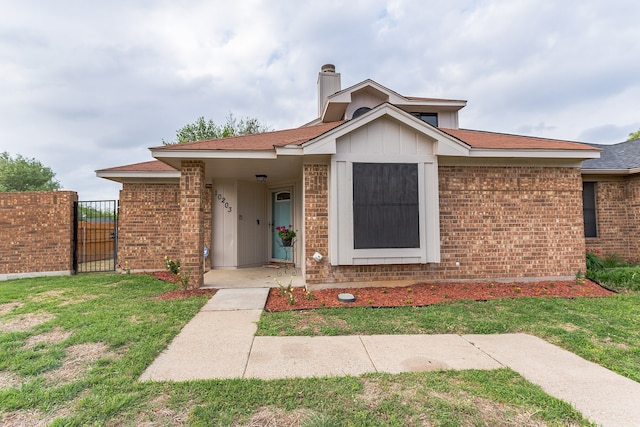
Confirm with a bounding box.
[276,225,296,247]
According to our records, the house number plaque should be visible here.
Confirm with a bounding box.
[214,190,233,213]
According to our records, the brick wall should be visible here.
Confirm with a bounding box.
[179,161,205,288]
[117,180,212,275]
[586,176,640,262]
[0,191,77,278]
[303,164,332,281]
[118,183,181,271]
[304,165,586,286]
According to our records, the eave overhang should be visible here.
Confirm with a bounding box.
[95,169,180,184]
[321,79,467,123]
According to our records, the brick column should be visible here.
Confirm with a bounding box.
[303,163,332,284]
[180,160,205,288]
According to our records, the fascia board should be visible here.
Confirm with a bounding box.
[469,149,601,159]
[275,146,304,155]
[396,100,468,109]
[581,168,635,175]
[151,149,277,160]
[95,170,180,183]
[96,170,180,179]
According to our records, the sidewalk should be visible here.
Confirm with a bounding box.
[141,288,640,427]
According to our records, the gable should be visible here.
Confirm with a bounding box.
[303,103,470,157]
[336,116,434,158]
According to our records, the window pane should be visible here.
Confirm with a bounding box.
[353,163,420,248]
[583,182,597,238]
[412,113,438,127]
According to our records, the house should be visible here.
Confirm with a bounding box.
[97,64,600,288]
[582,138,640,262]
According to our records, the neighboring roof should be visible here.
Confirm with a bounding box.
[152,121,344,152]
[442,128,597,151]
[582,138,640,172]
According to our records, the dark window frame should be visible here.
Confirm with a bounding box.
[352,163,420,249]
[412,112,438,127]
[583,182,597,238]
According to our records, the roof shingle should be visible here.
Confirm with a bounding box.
[442,128,596,151]
[154,121,345,151]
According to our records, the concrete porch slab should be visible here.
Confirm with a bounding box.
[139,310,261,381]
[245,336,375,379]
[203,288,270,311]
[464,333,640,427]
[202,267,304,289]
[361,334,503,373]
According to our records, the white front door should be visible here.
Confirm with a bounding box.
[271,189,292,261]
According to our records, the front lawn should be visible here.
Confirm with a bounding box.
[0,274,598,426]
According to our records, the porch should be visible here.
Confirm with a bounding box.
[201,266,305,289]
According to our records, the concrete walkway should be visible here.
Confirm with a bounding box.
[140,288,640,427]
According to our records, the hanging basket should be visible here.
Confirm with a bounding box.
[281,237,293,247]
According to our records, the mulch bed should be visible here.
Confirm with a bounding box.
[265,279,615,312]
[145,270,614,308]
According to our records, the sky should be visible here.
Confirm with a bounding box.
[1,0,639,200]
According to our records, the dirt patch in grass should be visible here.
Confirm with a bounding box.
[156,288,217,300]
[265,279,614,312]
[43,342,116,386]
[232,407,315,427]
[292,311,349,335]
[0,370,23,388]
[0,312,55,332]
[29,290,99,307]
[29,290,65,303]
[23,327,73,348]
[0,302,23,316]
[128,394,190,427]
[58,294,99,306]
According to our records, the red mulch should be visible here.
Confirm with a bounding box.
[265,279,615,312]
[144,271,217,300]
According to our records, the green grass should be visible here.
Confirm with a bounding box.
[586,251,640,292]
[258,294,640,383]
[0,274,598,425]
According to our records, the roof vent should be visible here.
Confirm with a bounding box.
[321,64,335,73]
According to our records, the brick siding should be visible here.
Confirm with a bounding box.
[304,165,586,286]
[179,161,206,288]
[303,164,332,281]
[117,183,181,271]
[118,181,212,275]
[0,191,77,277]
[586,175,640,262]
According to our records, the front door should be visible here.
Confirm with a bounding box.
[271,189,292,261]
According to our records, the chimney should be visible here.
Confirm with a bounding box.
[317,64,341,117]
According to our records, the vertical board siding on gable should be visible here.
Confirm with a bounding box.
[0,191,77,276]
[305,165,586,286]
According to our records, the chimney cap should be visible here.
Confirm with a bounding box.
[321,64,336,73]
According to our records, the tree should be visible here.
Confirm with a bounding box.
[0,152,61,192]
[628,129,640,141]
[162,113,271,145]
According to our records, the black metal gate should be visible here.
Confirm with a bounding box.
[73,200,118,273]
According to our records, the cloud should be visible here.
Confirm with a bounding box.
[0,0,639,199]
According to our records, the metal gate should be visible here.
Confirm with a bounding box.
[73,200,118,273]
